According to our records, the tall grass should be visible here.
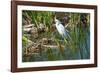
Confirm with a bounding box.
[22,11,90,62]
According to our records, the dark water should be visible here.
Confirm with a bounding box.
[22,28,90,62]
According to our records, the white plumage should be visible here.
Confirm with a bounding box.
[55,18,71,39]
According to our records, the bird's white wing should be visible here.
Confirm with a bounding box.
[58,24,71,40]
[58,23,67,36]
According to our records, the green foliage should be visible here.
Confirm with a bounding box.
[22,10,54,30]
[22,11,90,62]
[46,48,55,61]
[22,36,28,48]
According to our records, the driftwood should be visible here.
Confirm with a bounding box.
[42,45,58,48]
[23,39,65,56]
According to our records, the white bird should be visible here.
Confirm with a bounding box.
[54,17,71,40]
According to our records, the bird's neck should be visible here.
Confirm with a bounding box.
[55,20,61,25]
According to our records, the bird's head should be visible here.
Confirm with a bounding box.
[52,12,70,26]
[55,18,61,24]
[52,14,61,25]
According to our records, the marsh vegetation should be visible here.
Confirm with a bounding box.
[22,10,90,62]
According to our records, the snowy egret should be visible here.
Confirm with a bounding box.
[54,17,71,40]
